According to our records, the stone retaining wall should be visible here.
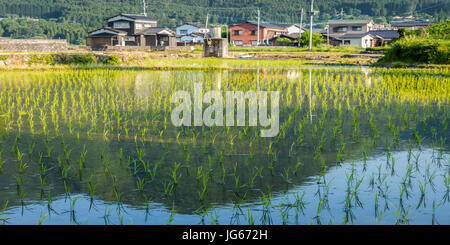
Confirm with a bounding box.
[90,45,194,51]
[0,38,68,52]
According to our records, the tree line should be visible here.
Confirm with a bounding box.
[0,0,448,44]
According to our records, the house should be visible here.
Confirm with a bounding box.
[278,24,306,35]
[86,13,176,48]
[176,23,214,44]
[337,29,400,48]
[390,21,433,30]
[339,33,375,48]
[368,30,400,46]
[327,19,374,39]
[230,21,286,46]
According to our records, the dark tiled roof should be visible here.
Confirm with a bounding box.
[390,21,432,27]
[269,33,300,41]
[107,13,157,21]
[368,30,400,39]
[247,21,284,29]
[183,22,204,28]
[88,27,127,36]
[231,21,284,29]
[327,19,372,25]
[278,24,298,28]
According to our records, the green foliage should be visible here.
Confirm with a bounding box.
[274,37,292,46]
[297,31,325,48]
[25,54,122,66]
[0,55,8,61]
[0,18,87,44]
[380,21,450,65]
[104,55,121,65]
[427,20,450,39]
[382,37,449,64]
[0,0,448,45]
[366,47,390,52]
[27,55,55,65]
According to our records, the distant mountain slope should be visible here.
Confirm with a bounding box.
[0,0,448,28]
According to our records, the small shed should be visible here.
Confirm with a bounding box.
[339,33,376,48]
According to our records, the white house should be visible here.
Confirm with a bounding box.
[176,23,213,44]
[339,33,375,48]
[279,24,306,35]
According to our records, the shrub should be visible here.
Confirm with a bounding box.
[104,55,121,65]
[274,37,292,46]
[27,55,55,65]
[385,37,449,64]
[73,54,97,65]
[297,31,325,48]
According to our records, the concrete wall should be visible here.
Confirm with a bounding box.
[341,36,373,48]
[0,38,68,52]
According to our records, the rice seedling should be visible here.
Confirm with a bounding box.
[0,65,447,225]
[38,210,48,225]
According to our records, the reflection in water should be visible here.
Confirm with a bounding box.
[0,67,448,224]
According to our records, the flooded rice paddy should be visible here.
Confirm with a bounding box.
[0,66,448,225]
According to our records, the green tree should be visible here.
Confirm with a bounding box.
[297,31,325,47]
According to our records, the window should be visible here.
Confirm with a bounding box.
[144,24,153,28]
[352,26,362,31]
[234,40,243,45]
[334,26,347,32]
[113,21,130,29]
[343,40,350,45]
[135,23,143,30]
[251,30,257,35]
[234,30,243,36]
[180,29,188,35]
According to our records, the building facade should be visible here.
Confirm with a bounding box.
[230,21,286,46]
[327,19,374,39]
[86,13,176,48]
[176,23,213,44]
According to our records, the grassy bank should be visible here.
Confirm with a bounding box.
[375,20,450,67]
[191,44,364,53]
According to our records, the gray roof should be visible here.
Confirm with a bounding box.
[368,30,400,39]
[339,33,374,39]
[108,13,157,22]
[232,21,284,29]
[390,21,433,27]
[136,27,175,36]
[278,24,300,28]
[182,22,204,28]
[88,27,127,36]
[327,19,372,25]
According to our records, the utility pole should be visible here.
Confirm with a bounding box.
[225,25,229,44]
[204,13,209,39]
[327,25,329,45]
[299,8,303,47]
[257,8,260,46]
[300,8,304,28]
[142,0,147,16]
[309,0,314,51]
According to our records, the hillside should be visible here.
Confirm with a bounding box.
[0,0,448,44]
